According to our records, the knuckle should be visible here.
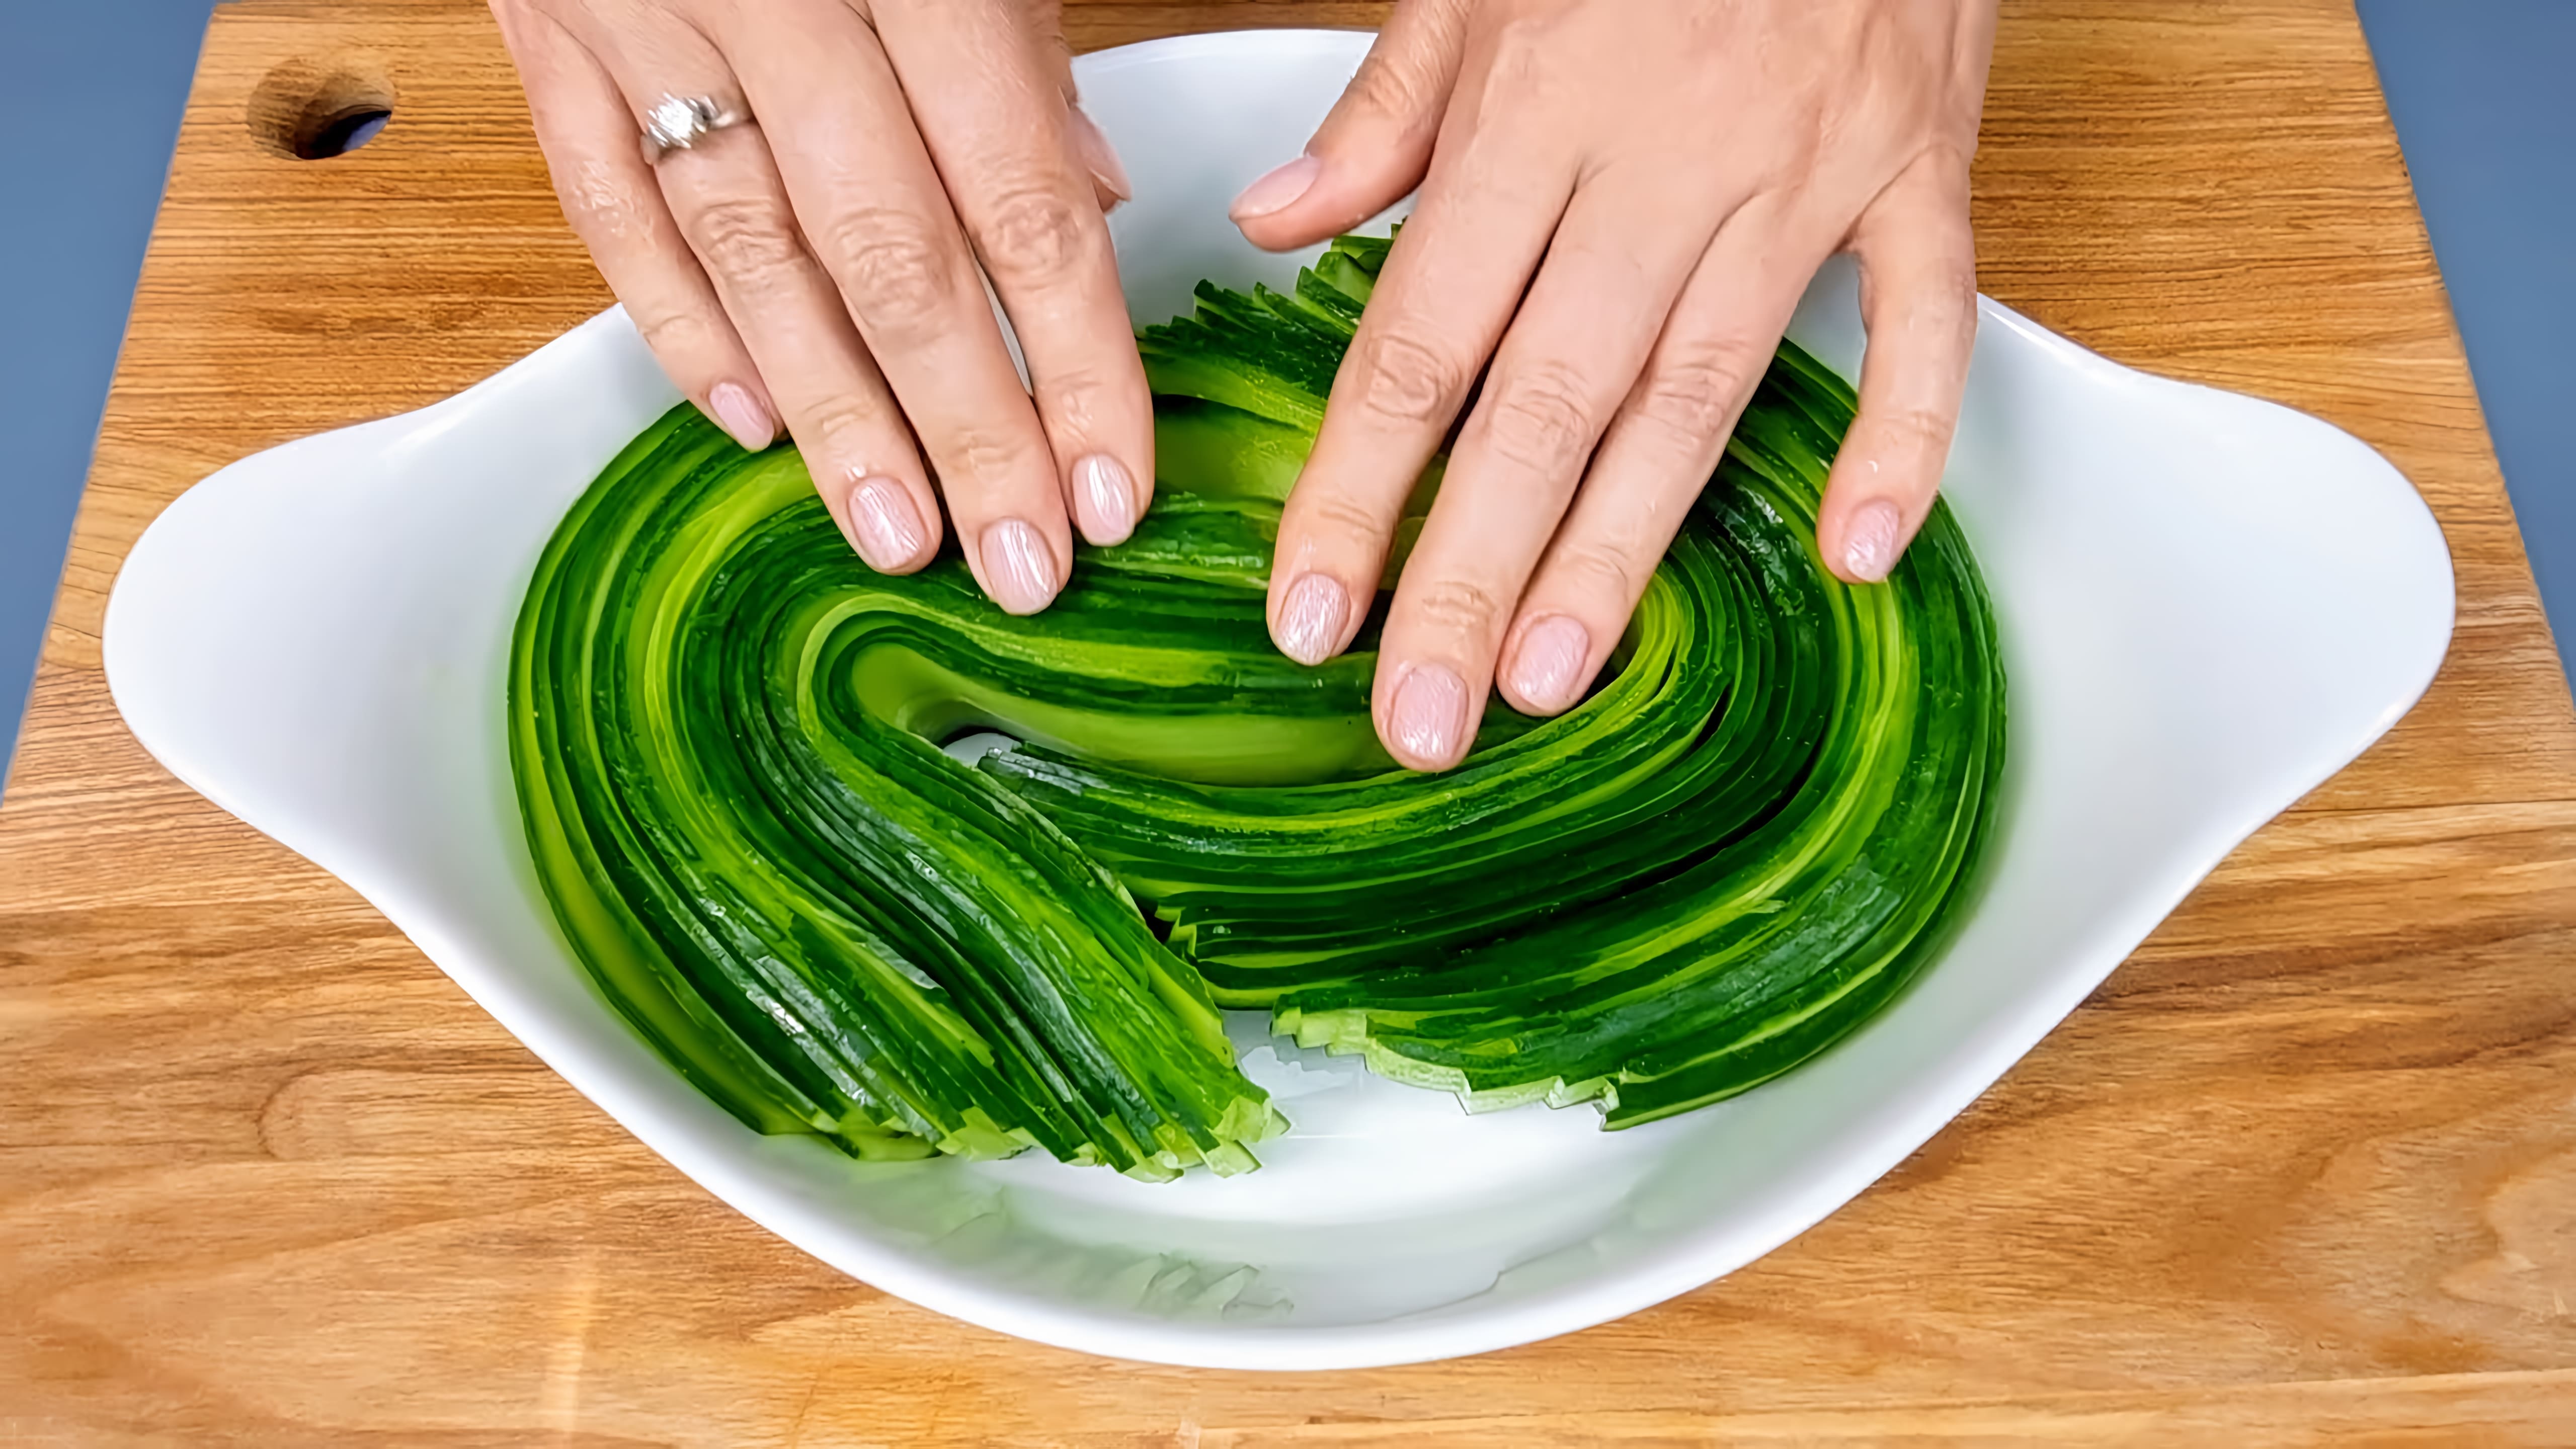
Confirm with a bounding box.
[1548,539,1642,606]
[1927,274,1982,344]
[935,424,1040,492]
[1482,365,1597,479]
[975,182,1091,287]
[687,196,804,291]
[822,208,959,342]
[1035,361,1139,441]
[1869,405,1958,463]
[1631,337,1767,453]
[1034,366,1115,435]
[1352,328,1468,429]
[631,305,719,358]
[1888,251,1979,326]
[1407,577,1507,640]
[558,158,659,244]
[792,395,892,458]
[1300,490,1394,544]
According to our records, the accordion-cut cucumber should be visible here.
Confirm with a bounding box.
[509,234,2005,1175]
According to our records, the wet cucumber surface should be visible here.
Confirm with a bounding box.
[509,236,2006,1179]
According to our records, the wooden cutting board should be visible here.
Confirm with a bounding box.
[8,1,2575,1442]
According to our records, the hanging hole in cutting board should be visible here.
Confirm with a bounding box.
[248,58,394,160]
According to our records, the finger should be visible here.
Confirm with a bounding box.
[1264,76,1576,672]
[1497,198,1825,716]
[1372,171,1719,768]
[876,0,1152,546]
[1068,106,1133,212]
[1816,149,1979,585]
[491,0,776,452]
[562,2,944,577]
[716,0,1074,611]
[1231,0,1472,250]
[1018,0,1133,211]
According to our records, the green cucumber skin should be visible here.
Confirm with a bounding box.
[1002,347,2006,1124]
[508,232,2006,1171]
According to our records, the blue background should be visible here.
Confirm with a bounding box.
[1,2,2569,783]
[5,1,216,784]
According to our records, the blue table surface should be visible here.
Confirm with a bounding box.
[2,3,2569,783]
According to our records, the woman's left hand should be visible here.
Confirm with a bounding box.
[1233,0,1997,771]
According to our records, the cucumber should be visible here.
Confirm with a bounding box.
[508,233,2005,1173]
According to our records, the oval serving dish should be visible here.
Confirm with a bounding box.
[103,29,2453,1370]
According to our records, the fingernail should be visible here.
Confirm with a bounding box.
[1231,155,1322,222]
[1508,616,1592,714]
[707,382,774,451]
[1068,106,1132,204]
[846,475,927,571]
[1074,453,1137,545]
[1843,499,1904,583]
[1275,572,1351,666]
[981,519,1061,615]
[1389,663,1470,770]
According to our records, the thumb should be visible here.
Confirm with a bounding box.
[1231,0,1472,251]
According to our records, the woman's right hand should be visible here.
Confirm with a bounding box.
[490,0,1151,615]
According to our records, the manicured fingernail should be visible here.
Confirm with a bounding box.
[1843,499,1903,583]
[981,519,1061,615]
[1231,155,1322,222]
[846,475,927,571]
[1389,663,1470,770]
[1275,572,1351,665]
[1068,106,1132,204]
[1074,453,1137,545]
[1509,616,1592,714]
[707,382,774,451]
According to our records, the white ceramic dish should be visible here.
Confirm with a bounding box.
[103,30,2454,1370]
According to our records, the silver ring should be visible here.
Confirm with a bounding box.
[640,94,750,165]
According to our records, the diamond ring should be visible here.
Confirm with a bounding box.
[640,94,751,166]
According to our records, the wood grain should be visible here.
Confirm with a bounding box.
[7,1,2576,1442]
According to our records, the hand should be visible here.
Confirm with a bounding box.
[1234,0,1997,770]
[491,0,1152,615]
